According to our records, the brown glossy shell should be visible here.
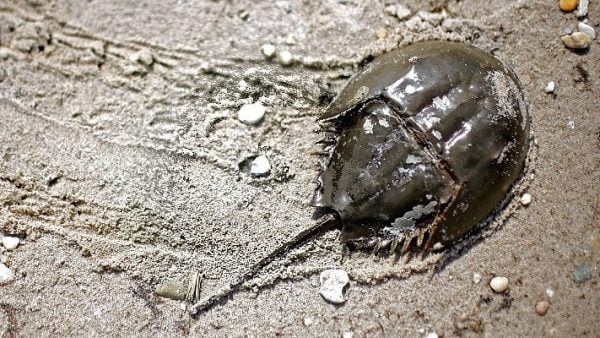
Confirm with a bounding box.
[312,41,530,250]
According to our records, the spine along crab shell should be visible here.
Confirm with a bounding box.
[192,41,530,313]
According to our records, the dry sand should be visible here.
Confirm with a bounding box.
[0,0,598,336]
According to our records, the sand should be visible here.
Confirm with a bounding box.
[0,0,598,336]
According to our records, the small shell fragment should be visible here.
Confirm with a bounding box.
[520,193,532,206]
[238,103,266,125]
[577,0,588,17]
[155,280,188,300]
[0,263,15,285]
[250,155,271,177]
[319,269,349,304]
[578,22,596,40]
[490,276,509,293]
[561,32,591,49]
[544,81,556,93]
[1,236,20,251]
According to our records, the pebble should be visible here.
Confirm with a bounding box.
[572,263,592,284]
[130,49,153,66]
[342,332,354,338]
[577,0,588,17]
[261,43,276,58]
[0,263,15,285]
[395,5,412,20]
[520,193,532,206]
[319,269,349,304]
[237,102,266,125]
[285,35,296,45]
[303,317,313,326]
[546,288,555,298]
[385,5,408,20]
[490,276,509,293]
[578,22,596,40]
[544,81,556,93]
[1,236,20,251]
[375,27,388,39]
[425,333,439,338]
[155,280,187,300]
[535,301,550,316]
[276,50,293,66]
[561,32,591,49]
[250,155,271,177]
[473,272,482,284]
[559,0,578,12]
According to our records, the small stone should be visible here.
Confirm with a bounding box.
[559,0,578,12]
[342,332,354,338]
[561,32,591,49]
[130,50,153,66]
[250,155,271,177]
[544,81,556,93]
[577,0,588,17]
[261,43,276,58]
[319,269,349,304]
[490,276,509,293]
[572,263,592,284]
[395,5,412,20]
[0,263,15,285]
[578,22,596,40]
[0,48,10,60]
[237,102,266,125]
[520,193,532,206]
[1,237,19,251]
[276,50,293,66]
[535,301,550,316]
[546,288,555,298]
[473,272,482,284]
[375,27,388,39]
[425,333,439,338]
[303,317,313,326]
[155,280,187,300]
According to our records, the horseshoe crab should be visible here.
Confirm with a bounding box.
[192,40,530,313]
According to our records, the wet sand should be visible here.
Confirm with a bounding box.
[0,0,598,336]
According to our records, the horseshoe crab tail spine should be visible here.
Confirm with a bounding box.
[191,213,340,315]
